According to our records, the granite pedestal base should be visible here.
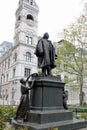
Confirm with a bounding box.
[12,76,87,130]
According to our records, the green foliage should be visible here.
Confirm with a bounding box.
[68,105,87,113]
[74,113,87,120]
[56,19,87,105]
[0,105,17,122]
[0,105,30,130]
[69,105,87,120]
[80,113,87,120]
[0,105,17,130]
[0,117,6,130]
[0,106,6,130]
[56,39,85,74]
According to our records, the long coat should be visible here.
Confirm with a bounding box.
[15,83,30,120]
[35,38,56,69]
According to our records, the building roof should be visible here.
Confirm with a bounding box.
[1,41,13,48]
[0,41,13,57]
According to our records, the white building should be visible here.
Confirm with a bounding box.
[0,0,39,105]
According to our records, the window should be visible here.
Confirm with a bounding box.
[13,53,17,62]
[8,58,10,68]
[4,89,8,100]
[1,77,2,84]
[2,90,5,99]
[30,0,33,5]
[5,61,6,70]
[13,68,16,78]
[25,36,32,45]
[2,63,6,72]
[6,74,9,82]
[1,74,4,84]
[24,68,31,77]
[13,80,17,84]
[3,75,5,83]
[25,52,31,62]
[26,14,34,21]
[29,37,32,45]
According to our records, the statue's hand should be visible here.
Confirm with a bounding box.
[28,79,35,90]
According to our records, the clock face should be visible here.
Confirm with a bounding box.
[79,15,86,23]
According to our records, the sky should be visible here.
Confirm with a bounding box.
[0,0,84,44]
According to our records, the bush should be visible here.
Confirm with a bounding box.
[0,106,30,130]
[74,113,87,120]
[0,105,17,122]
[80,113,87,120]
[0,105,17,130]
[68,105,87,113]
[0,117,6,130]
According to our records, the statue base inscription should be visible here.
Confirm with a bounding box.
[12,76,87,130]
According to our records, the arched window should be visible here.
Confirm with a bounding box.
[25,52,31,62]
[26,14,34,21]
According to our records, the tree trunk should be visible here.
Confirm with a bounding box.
[79,79,83,106]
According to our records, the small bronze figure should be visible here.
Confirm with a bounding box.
[14,75,35,121]
[63,90,68,110]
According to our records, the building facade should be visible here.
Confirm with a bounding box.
[0,0,39,105]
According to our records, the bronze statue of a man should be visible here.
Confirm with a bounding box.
[35,32,56,76]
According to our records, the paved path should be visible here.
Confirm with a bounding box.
[6,122,87,130]
[77,128,87,130]
[5,122,12,129]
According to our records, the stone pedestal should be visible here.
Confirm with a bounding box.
[30,76,64,110]
[12,76,87,130]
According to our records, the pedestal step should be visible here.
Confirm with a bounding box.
[12,119,87,130]
[27,110,73,124]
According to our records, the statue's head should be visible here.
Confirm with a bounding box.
[20,78,26,84]
[43,32,49,39]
